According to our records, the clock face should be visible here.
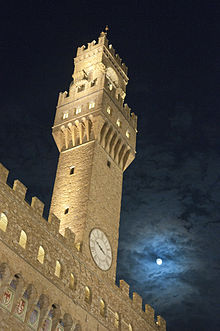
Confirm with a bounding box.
[89,228,112,271]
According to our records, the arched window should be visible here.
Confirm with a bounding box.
[54,260,61,278]
[100,299,106,317]
[37,246,45,264]
[115,312,120,328]
[0,213,8,232]
[85,286,91,304]
[69,273,76,290]
[19,230,27,249]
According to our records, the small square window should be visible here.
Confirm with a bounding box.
[89,101,95,109]
[107,106,111,115]
[64,208,69,214]
[63,113,68,119]
[70,167,75,175]
[116,119,121,127]
[107,160,111,168]
[76,107,81,114]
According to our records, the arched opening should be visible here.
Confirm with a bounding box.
[0,212,8,232]
[105,127,113,148]
[54,260,61,278]
[115,312,120,328]
[69,273,76,290]
[19,230,27,249]
[109,132,117,154]
[84,286,91,304]
[100,299,106,317]
[37,246,45,264]
[114,139,121,159]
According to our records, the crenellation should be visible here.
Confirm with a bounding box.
[132,292,143,311]
[48,213,60,234]
[115,53,122,65]
[156,315,166,330]
[0,163,9,183]
[131,112,138,130]
[145,304,155,322]
[123,103,131,120]
[31,196,44,216]
[119,279,130,297]
[13,179,27,200]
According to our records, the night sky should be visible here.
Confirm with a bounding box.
[1,1,220,330]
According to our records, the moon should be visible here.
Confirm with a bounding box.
[156,258,163,265]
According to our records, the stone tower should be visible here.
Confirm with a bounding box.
[50,31,137,283]
[0,31,166,330]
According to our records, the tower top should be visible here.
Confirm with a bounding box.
[75,31,128,76]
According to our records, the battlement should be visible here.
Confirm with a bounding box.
[0,162,165,330]
[76,31,128,76]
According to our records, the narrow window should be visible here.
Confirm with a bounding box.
[37,246,45,264]
[76,107,81,114]
[126,130,130,138]
[108,82,113,91]
[77,85,85,92]
[115,312,120,328]
[100,299,106,317]
[116,119,121,127]
[70,166,75,175]
[55,260,61,278]
[69,273,76,290]
[89,101,95,109]
[107,160,111,168]
[19,230,27,249]
[64,208,69,215]
[85,286,91,304]
[0,213,8,232]
[63,113,68,119]
[106,106,111,115]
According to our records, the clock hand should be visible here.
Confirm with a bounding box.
[96,241,105,255]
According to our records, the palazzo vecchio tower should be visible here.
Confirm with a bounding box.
[0,31,166,331]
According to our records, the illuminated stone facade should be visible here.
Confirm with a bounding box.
[0,32,166,330]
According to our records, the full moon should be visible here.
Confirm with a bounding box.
[156,258,163,265]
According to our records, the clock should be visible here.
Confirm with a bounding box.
[89,228,112,271]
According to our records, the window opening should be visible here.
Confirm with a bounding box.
[85,286,91,304]
[64,208,69,215]
[107,106,111,115]
[76,107,81,114]
[116,119,121,127]
[0,213,8,232]
[89,101,95,109]
[19,230,27,249]
[91,78,97,87]
[107,160,111,168]
[70,167,75,175]
[69,273,75,290]
[55,261,61,278]
[37,246,45,264]
[100,299,106,317]
[63,113,68,119]
[77,85,85,92]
